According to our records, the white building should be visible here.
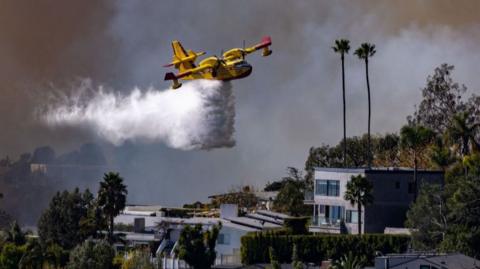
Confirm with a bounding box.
[306,167,443,234]
[114,204,288,268]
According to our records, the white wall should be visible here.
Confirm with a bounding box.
[313,170,365,234]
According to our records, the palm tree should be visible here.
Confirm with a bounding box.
[446,112,480,157]
[429,137,456,171]
[400,125,435,201]
[330,252,366,269]
[97,172,128,243]
[333,39,351,167]
[344,175,373,235]
[354,43,376,168]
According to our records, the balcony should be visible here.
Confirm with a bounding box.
[309,216,341,234]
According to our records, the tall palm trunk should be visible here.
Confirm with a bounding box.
[357,203,362,235]
[365,58,372,168]
[342,54,347,167]
[413,152,418,201]
[109,215,114,243]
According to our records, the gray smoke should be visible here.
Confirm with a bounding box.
[2,1,480,208]
[42,80,235,150]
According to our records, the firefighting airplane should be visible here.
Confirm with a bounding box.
[164,36,272,89]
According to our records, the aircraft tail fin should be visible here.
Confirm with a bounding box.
[170,40,196,72]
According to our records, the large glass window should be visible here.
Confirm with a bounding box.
[346,210,359,223]
[329,206,344,221]
[217,233,230,245]
[315,180,340,196]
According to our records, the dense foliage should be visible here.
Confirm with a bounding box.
[175,223,220,269]
[66,240,115,269]
[403,64,480,257]
[241,233,410,265]
[38,188,99,249]
[406,158,480,257]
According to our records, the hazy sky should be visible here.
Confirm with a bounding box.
[2,1,480,206]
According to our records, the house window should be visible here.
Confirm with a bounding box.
[315,180,340,196]
[316,180,328,195]
[217,233,230,245]
[319,205,325,215]
[328,181,340,196]
[329,206,344,221]
[346,210,359,224]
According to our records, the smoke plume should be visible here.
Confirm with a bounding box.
[42,80,235,150]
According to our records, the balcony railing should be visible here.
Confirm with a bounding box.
[311,216,342,227]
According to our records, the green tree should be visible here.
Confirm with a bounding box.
[273,181,307,216]
[400,125,435,200]
[429,138,456,171]
[376,133,400,167]
[330,252,365,269]
[98,172,128,243]
[44,243,70,268]
[176,223,220,269]
[446,112,480,157]
[18,239,45,269]
[0,242,26,269]
[354,43,376,168]
[344,175,373,235]
[265,167,306,191]
[444,175,480,257]
[411,64,468,133]
[67,240,115,269]
[405,184,448,251]
[80,199,107,240]
[210,186,258,212]
[38,188,95,249]
[332,39,351,168]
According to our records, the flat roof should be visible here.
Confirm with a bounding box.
[314,167,444,174]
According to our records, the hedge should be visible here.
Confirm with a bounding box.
[283,217,309,235]
[240,232,410,265]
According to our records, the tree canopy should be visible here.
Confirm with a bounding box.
[176,223,220,269]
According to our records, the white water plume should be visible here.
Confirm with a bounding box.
[42,79,236,150]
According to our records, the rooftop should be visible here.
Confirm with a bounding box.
[314,167,444,174]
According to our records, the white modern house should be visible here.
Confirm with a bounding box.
[114,204,288,268]
[305,167,444,234]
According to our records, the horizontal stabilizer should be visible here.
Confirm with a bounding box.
[164,72,177,81]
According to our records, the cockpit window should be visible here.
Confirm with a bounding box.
[234,61,249,67]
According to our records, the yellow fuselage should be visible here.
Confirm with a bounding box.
[183,57,252,81]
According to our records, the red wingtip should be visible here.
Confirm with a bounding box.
[261,36,272,45]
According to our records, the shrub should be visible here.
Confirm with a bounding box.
[283,217,309,235]
[67,240,115,269]
[241,233,410,265]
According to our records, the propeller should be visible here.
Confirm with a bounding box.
[241,40,246,60]
[212,55,225,78]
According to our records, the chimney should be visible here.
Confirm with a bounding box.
[134,218,145,233]
[220,204,238,219]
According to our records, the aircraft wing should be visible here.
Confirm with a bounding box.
[244,36,272,56]
[164,64,214,89]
